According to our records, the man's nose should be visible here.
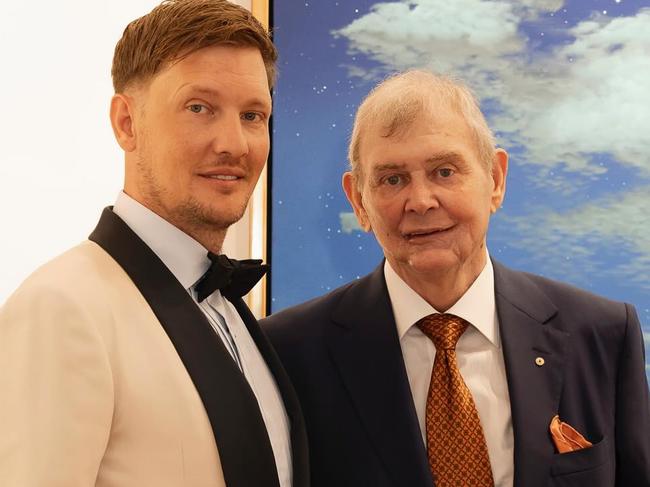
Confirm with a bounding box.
[212,113,248,159]
[404,178,440,215]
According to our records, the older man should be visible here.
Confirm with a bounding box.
[0,1,308,486]
[262,71,650,487]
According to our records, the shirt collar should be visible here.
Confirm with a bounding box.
[384,254,500,348]
[113,191,211,290]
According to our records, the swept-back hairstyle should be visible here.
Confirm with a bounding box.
[112,0,277,92]
[348,70,496,183]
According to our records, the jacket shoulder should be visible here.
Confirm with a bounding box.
[495,261,632,331]
[262,279,355,336]
[2,241,130,319]
[523,270,627,317]
[261,265,387,345]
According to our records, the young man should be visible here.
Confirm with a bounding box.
[0,2,308,486]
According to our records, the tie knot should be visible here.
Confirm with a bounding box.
[417,313,468,350]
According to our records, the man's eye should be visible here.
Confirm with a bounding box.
[438,168,454,178]
[385,175,402,186]
[242,112,262,122]
[188,104,206,114]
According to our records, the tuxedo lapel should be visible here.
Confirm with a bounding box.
[232,299,310,487]
[327,265,434,487]
[89,208,280,487]
[493,261,568,487]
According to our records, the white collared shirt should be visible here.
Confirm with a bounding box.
[384,257,514,487]
[113,191,292,487]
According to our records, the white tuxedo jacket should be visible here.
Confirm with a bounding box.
[0,208,309,487]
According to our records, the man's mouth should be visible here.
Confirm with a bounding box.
[204,174,240,181]
[198,167,246,182]
[403,226,454,240]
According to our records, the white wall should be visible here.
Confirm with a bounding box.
[0,0,256,305]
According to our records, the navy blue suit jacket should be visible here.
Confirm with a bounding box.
[262,260,650,487]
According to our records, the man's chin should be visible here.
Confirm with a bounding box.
[202,208,247,230]
[402,249,460,276]
[174,201,247,232]
[403,246,488,280]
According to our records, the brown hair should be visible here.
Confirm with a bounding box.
[349,70,496,186]
[111,0,277,93]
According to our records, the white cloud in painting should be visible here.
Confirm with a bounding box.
[334,0,524,78]
[504,187,650,289]
[515,0,563,15]
[340,212,362,233]
[495,10,650,175]
[334,2,650,177]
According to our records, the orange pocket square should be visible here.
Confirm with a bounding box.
[549,415,593,453]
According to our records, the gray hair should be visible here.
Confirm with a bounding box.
[348,70,496,183]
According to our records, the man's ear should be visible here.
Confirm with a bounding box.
[490,148,508,213]
[342,171,371,232]
[110,93,138,152]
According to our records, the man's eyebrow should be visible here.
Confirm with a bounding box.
[371,153,464,173]
[425,152,465,164]
[175,84,271,110]
[174,83,218,99]
[371,163,407,173]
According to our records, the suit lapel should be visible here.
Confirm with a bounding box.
[493,261,568,487]
[327,265,434,487]
[232,299,310,487]
[89,208,280,487]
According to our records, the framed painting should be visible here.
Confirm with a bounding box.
[267,0,650,379]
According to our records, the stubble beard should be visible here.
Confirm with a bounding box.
[172,195,247,233]
[135,154,250,249]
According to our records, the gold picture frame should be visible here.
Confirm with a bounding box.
[247,0,270,318]
[251,0,269,29]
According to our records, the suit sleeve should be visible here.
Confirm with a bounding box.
[615,303,650,486]
[0,282,114,487]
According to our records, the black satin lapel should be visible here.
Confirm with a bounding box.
[89,208,280,487]
[328,266,434,487]
[232,298,310,487]
[493,262,567,487]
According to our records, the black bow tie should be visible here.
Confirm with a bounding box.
[194,252,268,302]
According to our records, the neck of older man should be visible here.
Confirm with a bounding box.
[387,248,488,312]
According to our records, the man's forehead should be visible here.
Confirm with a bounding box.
[136,47,270,96]
[361,106,469,148]
[140,45,265,81]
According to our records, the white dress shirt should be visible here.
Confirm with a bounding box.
[113,192,292,487]
[384,257,514,487]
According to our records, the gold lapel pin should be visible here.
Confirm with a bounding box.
[535,357,545,367]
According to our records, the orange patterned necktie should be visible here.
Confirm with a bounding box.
[417,313,494,487]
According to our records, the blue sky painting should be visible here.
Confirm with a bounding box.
[270,0,650,379]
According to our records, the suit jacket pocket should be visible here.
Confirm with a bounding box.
[549,435,610,477]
